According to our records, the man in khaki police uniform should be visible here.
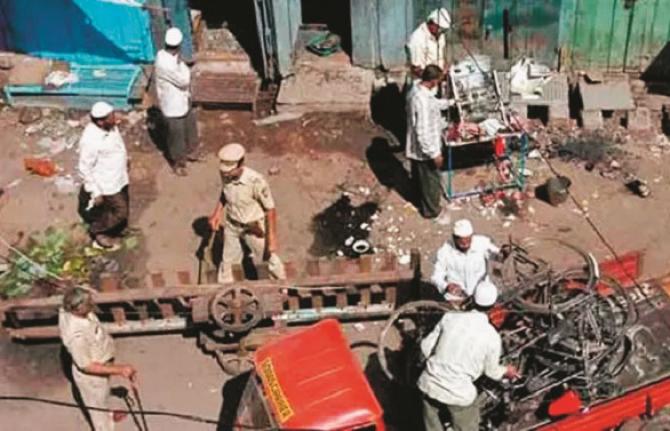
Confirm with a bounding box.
[208,143,286,283]
[59,287,137,431]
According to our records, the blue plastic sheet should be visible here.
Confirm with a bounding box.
[0,0,155,64]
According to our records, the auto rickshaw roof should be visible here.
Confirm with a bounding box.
[254,319,384,430]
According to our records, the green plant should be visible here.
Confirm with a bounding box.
[0,228,95,298]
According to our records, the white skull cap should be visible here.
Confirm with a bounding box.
[453,219,474,237]
[474,280,498,307]
[90,101,114,119]
[428,8,451,29]
[165,27,183,47]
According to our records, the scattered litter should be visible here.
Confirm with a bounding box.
[397,254,411,265]
[24,157,57,177]
[358,187,370,196]
[336,250,344,256]
[44,70,79,88]
[124,110,144,127]
[268,166,280,176]
[510,57,553,98]
[609,160,621,170]
[67,120,80,128]
[18,107,42,125]
[353,323,365,332]
[626,178,651,198]
[93,69,107,78]
[352,239,371,255]
[653,176,663,183]
[528,149,542,159]
[253,112,303,126]
[3,178,22,189]
[344,236,355,247]
[521,168,533,177]
[359,223,369,230]
[502,221,512,228]
[54,175,79,195]
[655,134,670,147]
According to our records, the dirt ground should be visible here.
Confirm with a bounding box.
[1,103,670,430]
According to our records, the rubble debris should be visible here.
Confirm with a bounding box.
[36,137,67,155]
[18,107,42,125]
[549,131,625,176]
[53,175,79,195]
[309,194,379,258]
[537,176,571,206]
[510,57,552,98]
[44,70,79,88]
[625,178,651,198]
[23,157,57,177]
[253,112,303,126]
[268,166,280,176]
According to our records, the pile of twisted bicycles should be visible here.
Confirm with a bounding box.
[378,238,639,429]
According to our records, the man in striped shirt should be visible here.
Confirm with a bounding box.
[406,65,451,219]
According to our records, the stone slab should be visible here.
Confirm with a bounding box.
[579,78,635,111]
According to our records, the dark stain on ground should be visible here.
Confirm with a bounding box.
[309,195,379,257]
[199,110,382,159]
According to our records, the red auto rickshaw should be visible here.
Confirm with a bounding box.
[234,319,385,430]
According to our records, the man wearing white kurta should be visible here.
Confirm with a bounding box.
[418,282,519,431]
[155,27,200,176]
[78,102,129,250]
[431,219,502,300]
[407,8,451,80]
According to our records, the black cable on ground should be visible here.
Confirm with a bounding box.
[0,395,325,430]
[0,395,220,426]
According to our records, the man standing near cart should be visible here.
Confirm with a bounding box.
[59,287,137,431]
[406,65,451,221]
[208,143,286,283]
[407,8,451,80]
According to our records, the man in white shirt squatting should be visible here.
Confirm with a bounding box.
[154,27,201,176]
[407,8,451,80]
[78,102,129,250]
[418,281,520,431]
[431,219,507,300]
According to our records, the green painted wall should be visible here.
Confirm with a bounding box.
[483,0,562,67]
[560,0,670,72]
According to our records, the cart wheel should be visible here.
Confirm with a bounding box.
[210,287,262,333]
[214,351,254,376]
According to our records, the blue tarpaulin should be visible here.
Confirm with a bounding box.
[0,0,155,64]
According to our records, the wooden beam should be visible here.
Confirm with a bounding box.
[0,269,414,313]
